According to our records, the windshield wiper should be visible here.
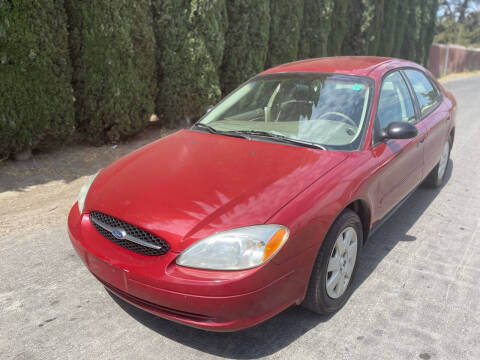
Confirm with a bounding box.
[230,130,327,150]
[192,123,249,139]
[192,123,219,134]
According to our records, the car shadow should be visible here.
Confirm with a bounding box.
[108,161,453,359]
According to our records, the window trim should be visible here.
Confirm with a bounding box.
[401,67,443,120]
[371,68,420,147]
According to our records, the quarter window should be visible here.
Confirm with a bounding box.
[403,69,439,116]
[376,71,416,131]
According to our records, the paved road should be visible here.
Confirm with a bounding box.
[1,76,480,360]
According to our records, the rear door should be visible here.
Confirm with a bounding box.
[370,70,427,219]
[402,69,447,175]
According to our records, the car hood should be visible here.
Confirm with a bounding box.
[85,130,348,252]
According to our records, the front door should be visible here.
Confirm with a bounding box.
[370,70,426,221]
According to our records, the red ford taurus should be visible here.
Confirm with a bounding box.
[68,57,456,331]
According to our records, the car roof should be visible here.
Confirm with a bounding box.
[260,56,418,78]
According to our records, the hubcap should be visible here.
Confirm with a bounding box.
[438,141,450,181]
[326,227,358,299]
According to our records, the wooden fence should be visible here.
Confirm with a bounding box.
[429,43,480,77]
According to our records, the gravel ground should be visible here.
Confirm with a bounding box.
[1,76,479,360]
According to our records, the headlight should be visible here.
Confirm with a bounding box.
[77,171,100,213]
[176,225,289,270]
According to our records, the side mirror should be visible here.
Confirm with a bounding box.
[205,105,214,114]
[381,121,418,140]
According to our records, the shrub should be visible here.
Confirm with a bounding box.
[393,0,410,58]
[327,0,350,55]
[401,0,421,61]
[0,0,74,158]
[221,0,271,94]
[378,0,399,56]
[342,0,371,55]
[364,0,384,55]
[420,0,439,66]
[298,0,334,59]
[266,0,304,67]
[153,0,227,126]
[65,0,157,144]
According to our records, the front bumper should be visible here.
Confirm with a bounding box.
[67,204,313,331]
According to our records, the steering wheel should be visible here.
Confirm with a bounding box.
[318,111,357,128]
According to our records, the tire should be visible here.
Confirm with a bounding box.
[423,137,451,188]
[302,209,363,315]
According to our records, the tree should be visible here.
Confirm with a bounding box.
[266,0,305,67]
[0,0,75,158]
[153,0,227,126]
[365,0,385,55]
[298,0,334,59]
[401,0,421,61]
[327,0,350,55]
[436,0,480,46]
[65,0,157,144]
[378,0,399,56]
[221,1,271,94]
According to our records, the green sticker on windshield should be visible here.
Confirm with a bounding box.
[352,84,363,91]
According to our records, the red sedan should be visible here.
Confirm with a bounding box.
[68,57,456,331]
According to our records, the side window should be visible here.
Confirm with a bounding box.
[403,69,439,116]
[376,71,416,131]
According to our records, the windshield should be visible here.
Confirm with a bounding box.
[197,73,373,151]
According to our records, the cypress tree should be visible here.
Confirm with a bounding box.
[393,0,410,58]
[327,0,350,56]
[342,0,370,55]
[299,0,334,59]
[266,0,305,67]
[423,0,439,66]
[221,0,270,94]
[401,0,420,61]
[415,0,429,64]
[65,0,157,144]
[378,0,399,56]
[153,0,227,126]
[0,0,74,158]
[419,0,439,66]
[364,0,385,55]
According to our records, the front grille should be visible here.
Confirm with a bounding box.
[89,211,170,256]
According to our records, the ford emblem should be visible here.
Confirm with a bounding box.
[111,228,127,239]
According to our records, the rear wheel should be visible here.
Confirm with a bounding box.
[302,209,363,314]
[423,138,451,188]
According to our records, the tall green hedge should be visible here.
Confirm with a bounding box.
[342,0,370,55]
[393,0,410,58]
[298,0,334,59]
[364,0,385,55]
[0,0,74,158]
[153,0,227,126]
[420,0,439,66]
[1,0,441,157]
[401,0,420,61]
[65,0,157,144]
[378,0,399,56]
[221,0,270,94]
[266,0,304,67]
[327,0,350,56]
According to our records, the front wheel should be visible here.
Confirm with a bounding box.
[423,138,451,188]
[302,209,363,314]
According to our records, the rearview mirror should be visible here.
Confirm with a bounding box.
[381,121,418,140]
